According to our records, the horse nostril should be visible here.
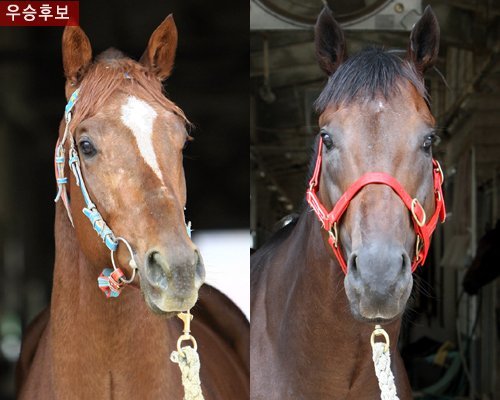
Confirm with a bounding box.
[401,253,411,272]
[146,251,169,290]
[349,254,358,274]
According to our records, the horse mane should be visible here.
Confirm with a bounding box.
[251,215,299,285]
[314,47,428,113]
[69,48,189,131]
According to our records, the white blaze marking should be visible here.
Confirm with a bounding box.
[120,96,163,182]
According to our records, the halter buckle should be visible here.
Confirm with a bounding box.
[411,198,426,227]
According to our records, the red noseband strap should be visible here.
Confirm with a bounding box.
[306,138,446,274]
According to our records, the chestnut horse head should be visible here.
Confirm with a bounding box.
[310,6,444,323]
[57,15,205,316]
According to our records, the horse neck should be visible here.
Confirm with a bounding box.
[269,211,402,382]
[50,203,175,370]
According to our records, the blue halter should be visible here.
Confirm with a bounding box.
[54,88,118,252]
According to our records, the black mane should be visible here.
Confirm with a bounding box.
[314,47,427,113]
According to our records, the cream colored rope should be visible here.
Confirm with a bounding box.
[170,346,204,400]
[171,311,205,400]
[371,325,399,400]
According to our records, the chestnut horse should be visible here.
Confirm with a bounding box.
[16,16,249,399]
[251,7,445,399]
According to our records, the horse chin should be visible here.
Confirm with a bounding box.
[350,308,402,326]
[140,283,199,318]
[345,286,411,326]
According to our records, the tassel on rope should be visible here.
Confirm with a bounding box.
[371,325,399,400]
[97,268,125,298]
[170,311,205,400]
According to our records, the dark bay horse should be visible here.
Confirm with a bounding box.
[16,15,249,399]
[251,7,444,399]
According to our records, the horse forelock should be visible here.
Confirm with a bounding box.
[314,47,428,114]
[68,52,189,134]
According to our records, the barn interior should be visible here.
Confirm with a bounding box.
[251,0,500,398]
[0,1,248,398]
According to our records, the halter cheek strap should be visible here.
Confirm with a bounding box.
[306,138,446,273]
[54,88,136,297]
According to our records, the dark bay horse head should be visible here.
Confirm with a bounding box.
[60,15,205,315]
[313,6,441,323]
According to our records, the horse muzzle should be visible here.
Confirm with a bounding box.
[344,241,413,322]
[140,247,205,314]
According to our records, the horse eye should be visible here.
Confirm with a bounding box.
[320,130,334,150]
[79,139,97,157]
[422,134,439,152]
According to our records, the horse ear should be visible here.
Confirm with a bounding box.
[140,14,178,81]
[407,6,440,74]
[62,26,92,89]
[314,6,346,76]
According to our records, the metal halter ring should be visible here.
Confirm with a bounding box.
[177,334,198,355]
[415,235,423,262]
[411,198,426,227]
[328,222,338,248]
[370,324,390,353]
[110,237,138,284]
[435,161,444,184]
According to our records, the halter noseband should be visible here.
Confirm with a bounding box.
[306,137,446,273]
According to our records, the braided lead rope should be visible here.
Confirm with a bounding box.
[371,325,399,400]
[170,347,204,400]
[170,311,204,400]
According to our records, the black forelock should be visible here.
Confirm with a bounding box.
[314,47,428,113]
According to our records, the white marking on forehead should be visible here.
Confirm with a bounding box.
[120,96,163,182]
[377,100,385,111]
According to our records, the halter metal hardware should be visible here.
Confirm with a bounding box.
[370,324,390,353]
[328,222,338,248]
[411,198,426,227]
[415,235,423,262]
[177,311,198,355]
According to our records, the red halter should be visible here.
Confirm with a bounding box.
[306,138,446,273]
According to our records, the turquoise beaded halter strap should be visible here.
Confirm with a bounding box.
[54,88,137,297]
[54,88,118,252]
